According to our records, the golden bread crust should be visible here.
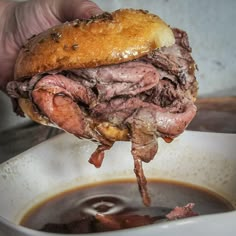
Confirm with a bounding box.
[95,122,129,141]
[15,9,174,80]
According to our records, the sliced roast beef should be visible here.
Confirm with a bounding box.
[143,28,197,95]
[7,28,197,206]
[72,61,160,102]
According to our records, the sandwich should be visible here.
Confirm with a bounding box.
[7,9,198,206]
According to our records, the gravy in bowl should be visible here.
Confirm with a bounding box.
[20,179,234,234]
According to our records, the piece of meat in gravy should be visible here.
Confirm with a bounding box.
[40,204,198,233]
[166,203,199,220]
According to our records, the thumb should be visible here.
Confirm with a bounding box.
[54,0,104,21]
[10,0,103,47]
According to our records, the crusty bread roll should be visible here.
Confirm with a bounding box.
[13,9,176,141]
[18,98,51,125]
[15,9,175,80]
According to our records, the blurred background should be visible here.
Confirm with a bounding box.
[0,0,236,162]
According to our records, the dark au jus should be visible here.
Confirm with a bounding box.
[20,179,234,234]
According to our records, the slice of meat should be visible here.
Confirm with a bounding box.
[126,101,196,206]
[72,61,160,102]
[91,97,146,126]
[89,144,113,168]
[128,102,197,138]
[133,157,151,206]
[32,74,94,139]
[130,122,158,163]
[32,74,114,161]
[95,213,157,231]
[143,28,197,95]
[166,203,199,220]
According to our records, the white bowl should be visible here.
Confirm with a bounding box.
[0,131,236,236]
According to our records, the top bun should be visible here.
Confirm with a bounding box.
[15,9,175,80]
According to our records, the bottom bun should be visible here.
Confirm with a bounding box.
[18,98,50,126]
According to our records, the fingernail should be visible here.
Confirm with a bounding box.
[85,7,103,18]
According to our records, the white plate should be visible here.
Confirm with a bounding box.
[0,131,236,236]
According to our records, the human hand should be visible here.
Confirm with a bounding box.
[0,0,102,92]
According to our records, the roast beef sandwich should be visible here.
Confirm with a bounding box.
[7,9,198,206]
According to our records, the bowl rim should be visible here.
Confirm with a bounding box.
[1,130,236,235]
[1,210,236,236]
